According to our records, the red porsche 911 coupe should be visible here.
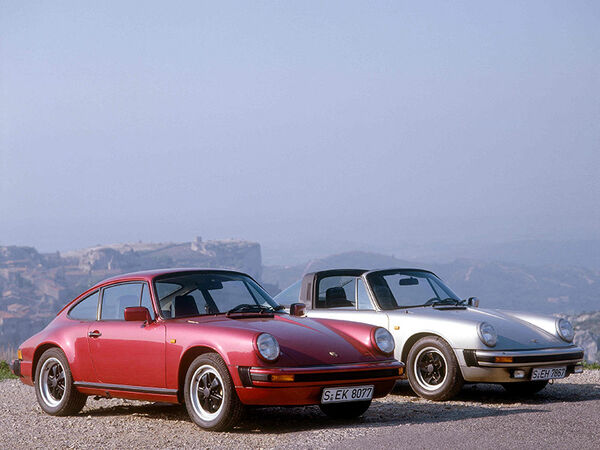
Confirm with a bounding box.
[10,269,403,430]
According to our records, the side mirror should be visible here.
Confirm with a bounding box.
[467,297,480,308]
[289,303,306,317]
[124,306,151,322]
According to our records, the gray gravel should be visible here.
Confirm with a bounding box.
[1,372,599,449]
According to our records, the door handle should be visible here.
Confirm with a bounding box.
[88,330,102,338]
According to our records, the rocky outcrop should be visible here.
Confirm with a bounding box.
[0,237,263,347]
[568,311,600,363]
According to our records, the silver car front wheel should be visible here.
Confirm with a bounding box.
[406,336,463,401]
[413,346,448,391]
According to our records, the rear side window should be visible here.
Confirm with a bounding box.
[101,283,143,320]
[316,276,356,309]
[69,291,99,320]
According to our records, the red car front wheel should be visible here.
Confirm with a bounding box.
[184,353,245,431]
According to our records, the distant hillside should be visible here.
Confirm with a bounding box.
[568,311,600,364]
[263,251,600,315]
[0,237,262,346]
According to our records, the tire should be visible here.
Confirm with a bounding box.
[502,380,549,396]
[34,348,87,416]
[406,336,464,401]
[184,353,244,431]
[319,400,371,419]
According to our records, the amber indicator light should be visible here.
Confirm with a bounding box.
[494,356,513,363]
[270,374,295,382]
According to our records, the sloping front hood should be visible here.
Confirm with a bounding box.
[390,307,568,350]
[174,314,379,366]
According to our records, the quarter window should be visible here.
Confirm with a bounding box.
[68,291,99,320]
[101,283,143,320]
[357,279,374,310]
[140,283,155,319]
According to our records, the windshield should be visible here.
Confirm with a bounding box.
[154,272,282,319]
[366,270,461,309]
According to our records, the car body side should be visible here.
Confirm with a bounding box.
[14,269,402,406]
[277,270,584,384]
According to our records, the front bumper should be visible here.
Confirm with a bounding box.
[10,359,21,377]
[235,360,404,406]
[460,347,584,383]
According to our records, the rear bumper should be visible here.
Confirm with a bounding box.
[10,359,21,377]
[235,360,403,406]
[460,347,584,383]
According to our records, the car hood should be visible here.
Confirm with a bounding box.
[172,314,380,366]
[389,306,568,350]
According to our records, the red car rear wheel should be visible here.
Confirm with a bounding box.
[34,348,87,416]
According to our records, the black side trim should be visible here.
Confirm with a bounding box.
[293,368,399,383]
[238,367,253,387]
[463,350,478,367]
[74,382,177,395]
[477,351,584,364]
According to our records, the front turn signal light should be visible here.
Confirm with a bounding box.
[398,367,405,376]
[270,374,295,382]
[494,356,513,363]
[17,349,22,360]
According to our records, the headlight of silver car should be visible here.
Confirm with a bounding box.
[256,333,280,361]
[373,327,395,354]
[477,322,497,347]
[556,318,574,342]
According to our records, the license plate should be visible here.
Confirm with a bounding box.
[531,366,566,381]
[321,385,374,404]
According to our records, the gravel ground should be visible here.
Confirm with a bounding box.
[1,372,599,449]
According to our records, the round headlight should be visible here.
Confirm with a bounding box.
[556,318,574,342]
[478,322,497,347]
[373,327,395,354]
[256,333,280,361]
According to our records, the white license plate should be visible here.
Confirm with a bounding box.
[321,385,374,404]
[531,366,566,381]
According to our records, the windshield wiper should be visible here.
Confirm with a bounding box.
[226,304,277,316]
[428,298,463,307]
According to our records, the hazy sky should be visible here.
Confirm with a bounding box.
[1,1,599,259]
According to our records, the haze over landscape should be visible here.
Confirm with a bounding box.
[1,1,598,262]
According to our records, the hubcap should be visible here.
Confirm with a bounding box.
[414,346,447,391]
[39,357,65,407]
[190,365,225,421]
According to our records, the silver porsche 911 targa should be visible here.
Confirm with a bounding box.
[275,268,584,400]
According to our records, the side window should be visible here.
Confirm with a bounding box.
[273,280,301,307]
[316,276,356,309]
[101,283,142,320]
[140,283,155,319]
[69,291,99,320]
[357,279,374,310]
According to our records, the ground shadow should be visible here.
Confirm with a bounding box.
[80,396,540,434]
[389,380,600,406]
[79,378,598,433]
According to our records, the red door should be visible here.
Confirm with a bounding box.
[86,282,165,388]
[87,321,165,387]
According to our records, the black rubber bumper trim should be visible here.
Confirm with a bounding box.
[10,360,21,377]
[476,351,584,364]
[250,368,400,383]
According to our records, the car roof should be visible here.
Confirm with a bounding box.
[95,268,248,286]
[303,268,436,279]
